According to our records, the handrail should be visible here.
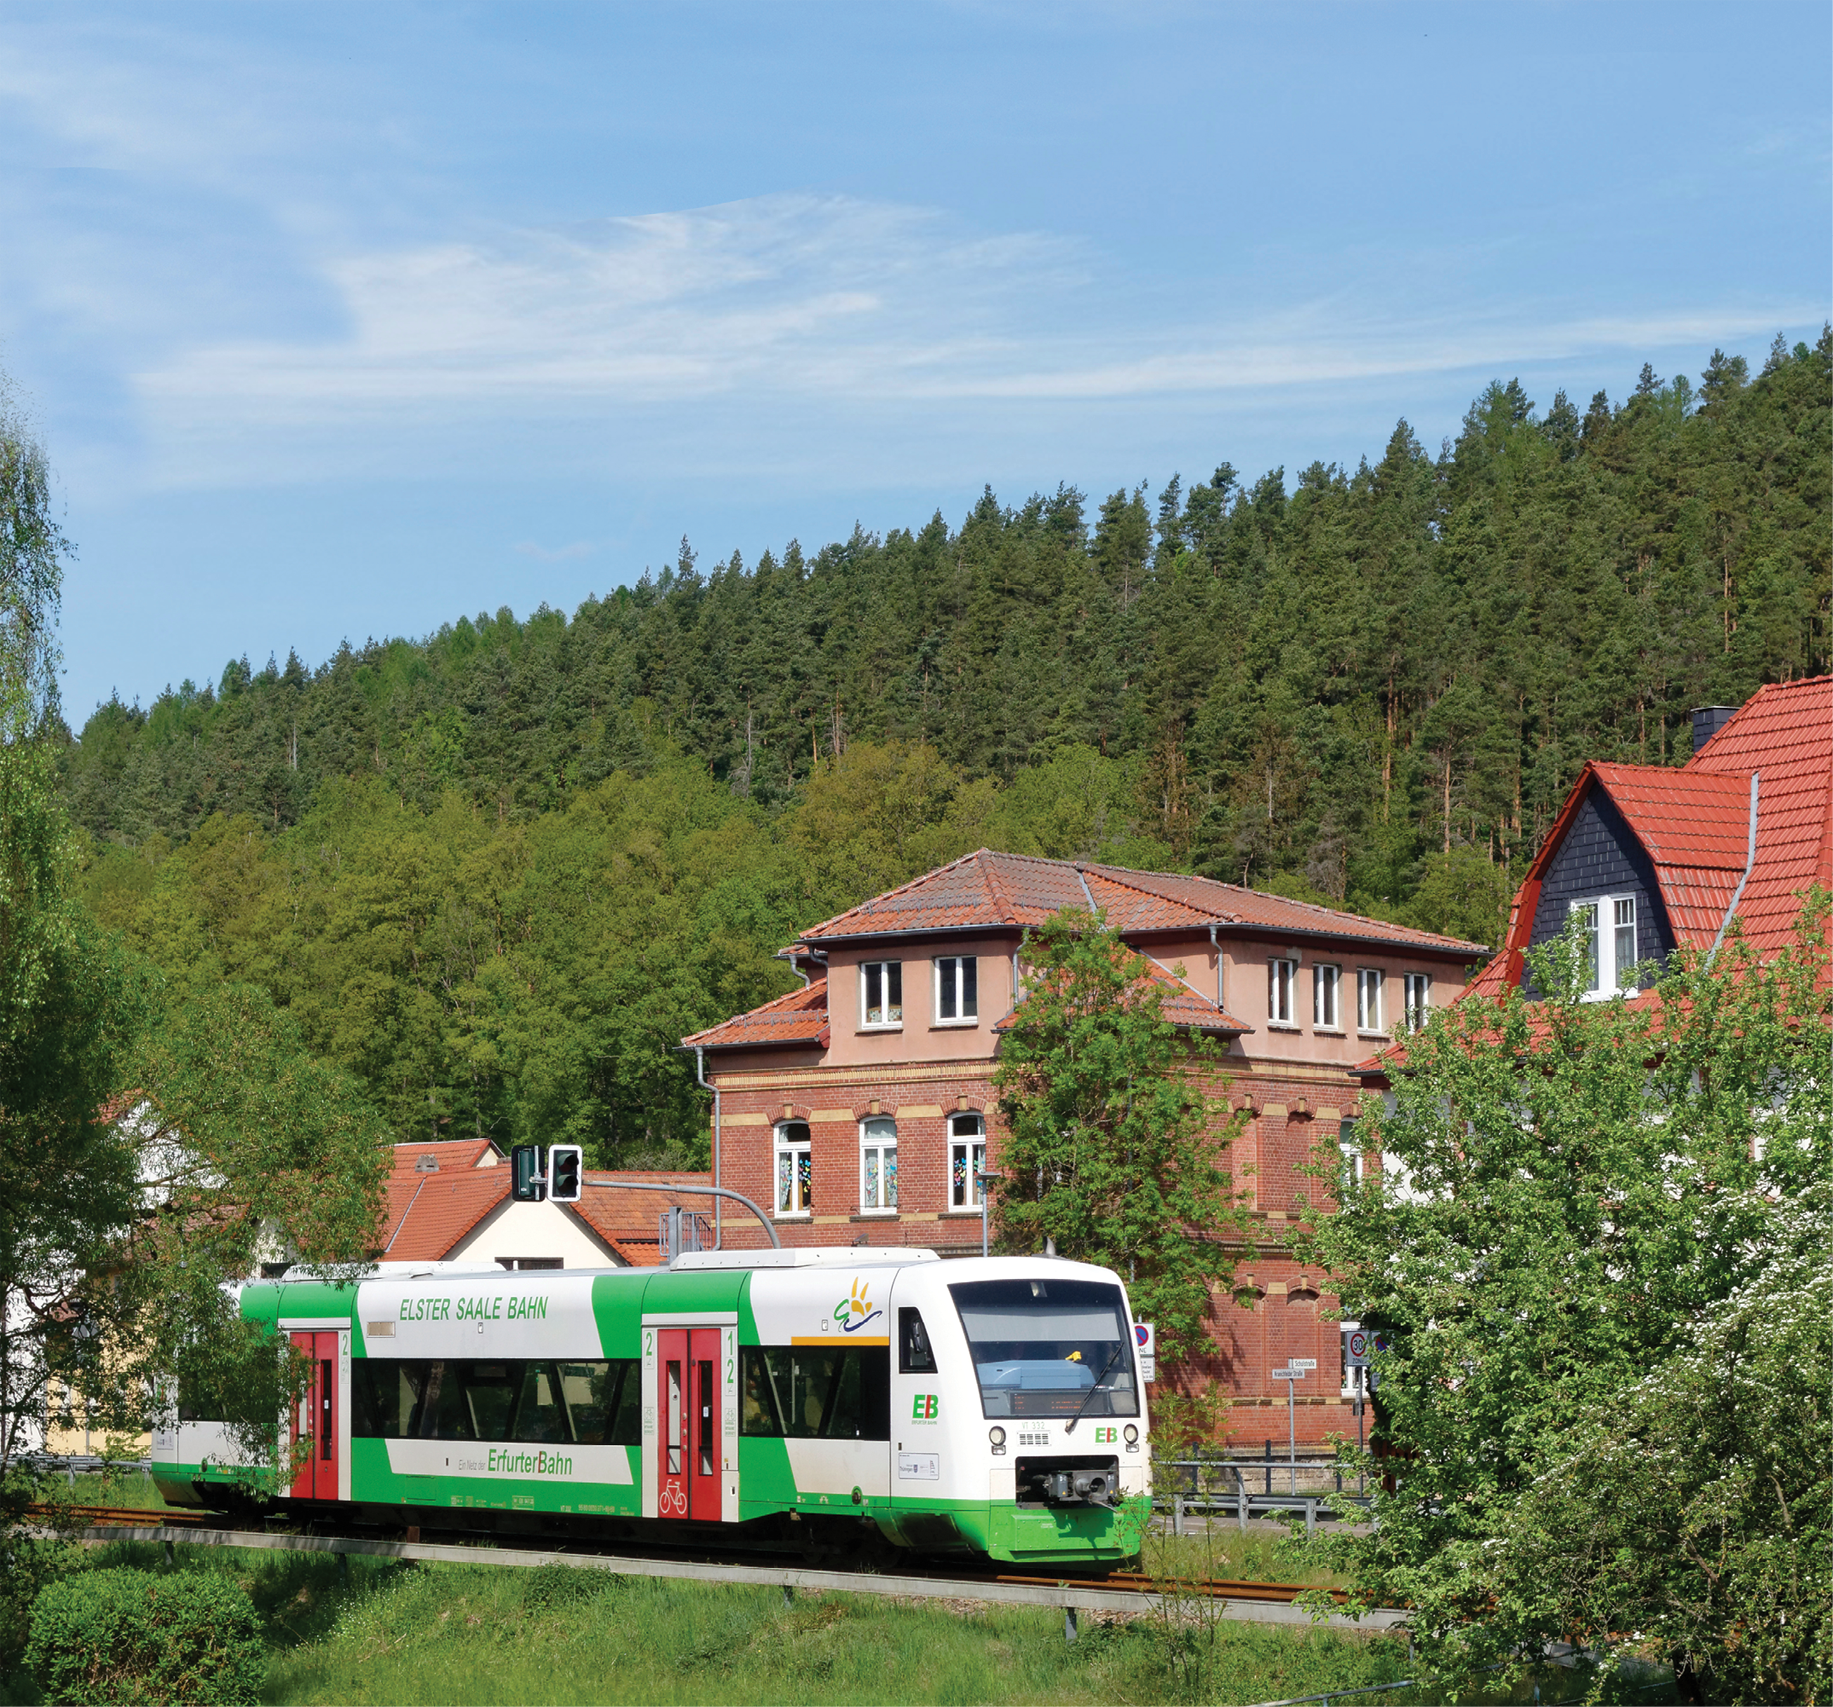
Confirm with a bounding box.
[583,1179,781,1249]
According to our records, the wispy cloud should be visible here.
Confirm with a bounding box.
[514,539,595,562]
[124,190,1820,490]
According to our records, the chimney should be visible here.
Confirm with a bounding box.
[1691,706,1737,755]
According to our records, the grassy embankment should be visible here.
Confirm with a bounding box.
[7,1474,1431,1705]
[6,1542,1419,1707]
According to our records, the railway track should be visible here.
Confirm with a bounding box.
[35,1503,206,1528]
[44,1504,1344,1610]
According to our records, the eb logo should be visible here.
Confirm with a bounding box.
[1092,1426,1117,1444]
[911,1394,939,1420]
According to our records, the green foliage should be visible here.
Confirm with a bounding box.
[1396,847,1514,953]
[0,372,387,1497]
[1293,900,1833,1700]
[992,910,1243,1362]
[262,1552,1416,1706]
[0,384,149,1481]
[24,1567,264,1705]
[50,340,1832,1158]
[1492,1186,1831,1703]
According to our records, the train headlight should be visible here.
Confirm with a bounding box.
[989,1426,1007,1455]
[1123,1425,1139,1451]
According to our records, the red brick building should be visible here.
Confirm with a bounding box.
[682,850,1485,1445]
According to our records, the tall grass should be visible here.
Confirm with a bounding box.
[0,1542,1416,1706]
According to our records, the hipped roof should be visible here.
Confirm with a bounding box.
[792,849,1487,954]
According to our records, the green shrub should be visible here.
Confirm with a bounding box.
[25,1567,265,1705]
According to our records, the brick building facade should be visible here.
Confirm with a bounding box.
[682,850,1486,1446]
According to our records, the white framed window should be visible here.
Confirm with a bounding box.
[1356,968,1386,1034]
[1338,1116,1364,1191]
[1313,963,1341,1028]
[1402,972,1431,1032]
[1269,957,1298,1025]
[948,1112,987,1209]
[1570,896,1638,998]
[860,1116,898,1212]
[860,961,903,1028]
[935,956,978,1024]
[774,1121,812,1217]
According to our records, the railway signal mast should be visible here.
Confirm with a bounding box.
[510,1143,584,1203]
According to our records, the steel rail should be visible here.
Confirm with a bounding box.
[59,1517,1408,1631]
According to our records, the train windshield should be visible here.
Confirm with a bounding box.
[948,1277,1139,1419]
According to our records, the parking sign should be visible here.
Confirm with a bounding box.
[1134,1321,1155,1383]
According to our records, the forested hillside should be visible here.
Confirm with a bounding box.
[63,336,1831,1162]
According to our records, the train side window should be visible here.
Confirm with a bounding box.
[462,1364,519,1441]
[415,1363,467,1439]
[899,1308,935,1374]
[352,1361,428,1438]
[822,1348,891,1441]
[514,1362,572,1443]
[557,1360,639,1444]
[739,1348,784,1436]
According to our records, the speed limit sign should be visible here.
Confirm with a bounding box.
[1346,1329,1371,1367]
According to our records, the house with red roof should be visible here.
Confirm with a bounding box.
[376,1139,711,1270]
[682,850,1488,1446]
[1438,677,1831,1015]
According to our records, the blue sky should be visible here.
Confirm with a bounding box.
[2,2,1827,724]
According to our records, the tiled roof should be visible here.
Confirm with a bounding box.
[1377,675,1832,1071]
[573,1171,718,1269]
[381,1165,509,1260]
[795,849,1489,955]
[1579,763,1752,944]
[1685,676,1833,954]
[681,979,830,1050]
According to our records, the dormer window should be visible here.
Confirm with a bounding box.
[1571,896,1638,998]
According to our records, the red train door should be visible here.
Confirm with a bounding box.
[288,1331,339,1500]
[656,1327,722,1521]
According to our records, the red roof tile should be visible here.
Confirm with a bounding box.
[681,979,830,1050]
[1372,675,1832,1076]
[1684,676,1833,955]
[572,1171,718,1268]
[381,1166,509,1260]
[795,849,1489,955]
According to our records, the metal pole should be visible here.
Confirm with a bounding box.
[976,1172,999,1260]
[585,1179,780,1249]
[1288,1377,1297,1495]
[692,1046,721,1247]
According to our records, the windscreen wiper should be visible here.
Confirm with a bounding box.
[1063,1344,1123,1435]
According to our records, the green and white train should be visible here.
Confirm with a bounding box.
[153,1248,1151,1567]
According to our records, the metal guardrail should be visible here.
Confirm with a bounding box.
[11,1453,154,1484]
[1156,1457,1370,1536]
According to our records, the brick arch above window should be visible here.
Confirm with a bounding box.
[773,1102,812,1124]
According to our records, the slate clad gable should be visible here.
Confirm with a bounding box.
[1527,788,1673,991]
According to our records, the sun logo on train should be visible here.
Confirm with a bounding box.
[835,1278,883,1334]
